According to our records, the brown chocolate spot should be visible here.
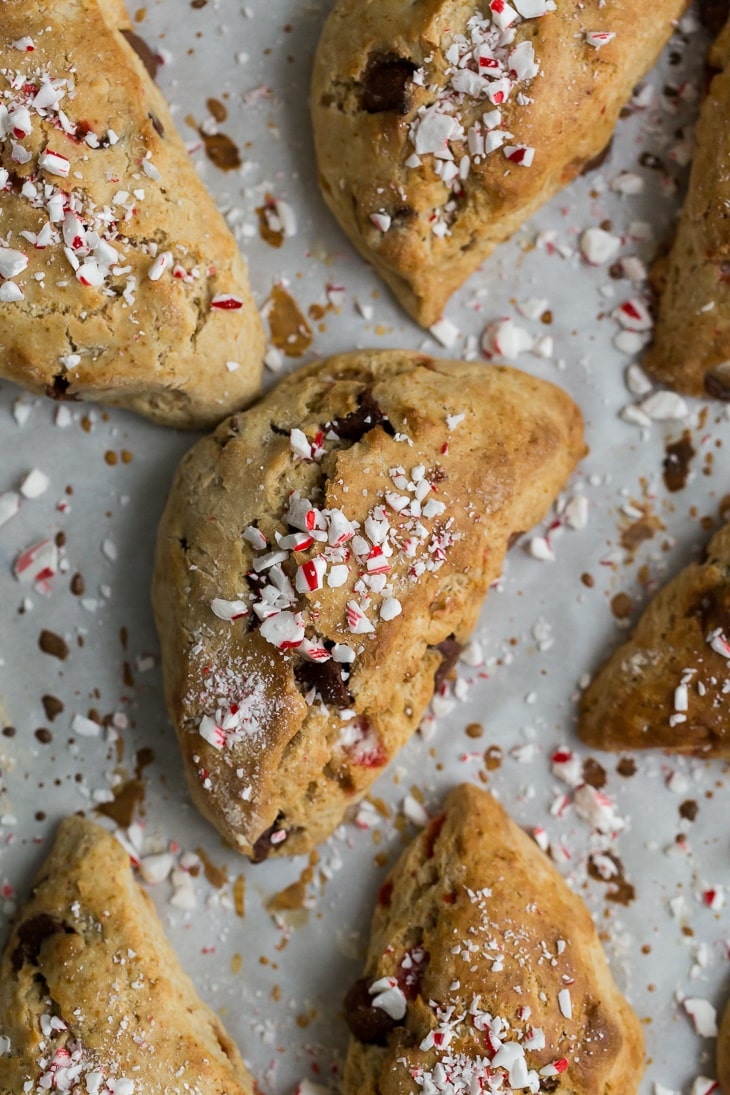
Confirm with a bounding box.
[484,744,503,771]
[251,816,289,863]
[120,29,159,79]
[432,635,463,691]
[679,799,699,822]
[616,756,637,777]
[587,851,636,906]
[610,592,633,620]
[295,659,352,708]
[329,389,393,441]
[96,778,145,828]
[200,131,242,172]
[70,572,85,595]
[148,111,165,137]
[344,977,403,1044]
[361,55,417,114]
[582,757,607,789]
[206,97,228,123]
[378,880,393,907]
[191,0,208,7]
[705,362,730,401]
[35,728,52,744]
[41,695,64,721]
[46,374,77,401]
[39,630,69,660]
[698,0,730,34]
[12,914,76,972]
[663,431,695,493]
[267,284,313,358]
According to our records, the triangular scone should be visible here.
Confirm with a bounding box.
[0,0,264,428]
[644,18,730,400]
[153,350,585,859]
[0,816,253,1095]
[311,0,684,328]
[579,523,730,757]
[343,784,644,1095]
[719,996,730,1091]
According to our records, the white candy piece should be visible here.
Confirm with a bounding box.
[368,977,407,1020]
[580,227,621,265]
[210,597,249,621]
[19,469,50,499]
[682,997,717,1038]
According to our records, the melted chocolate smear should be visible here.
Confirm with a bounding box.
[39,630,69,661]
[295,660,352,708]
[120,30,159,80]
[46,374,77,402]
[699,0,730,34]
[361,55,418,114]
[251,816,288,864]
[12,915,76,972]
[705,363,730,401]
[344,978,403,1044]
[200,131,242,172]
[432,636,463,692]
[663,431,696,492]
[148,111,165,137]
[580,137,613,176]
[330,389,394,441]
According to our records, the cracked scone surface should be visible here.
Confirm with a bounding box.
[644,17,730,401]
[153,350,585,859]
[0,0,263,429]
[311,0,684,327]
[579,522,730,757]
[343,784,644,1095]
[0,815,253,1095]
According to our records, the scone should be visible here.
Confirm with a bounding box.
[0,816,253,1095]
[578,523,730,757]
[719,996,730,1091]
[0,0,264,428]
[153,349,585,860]
[311,0,685,327]
[343,784,644,1095]
[644,17,730,400]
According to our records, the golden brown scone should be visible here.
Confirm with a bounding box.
[0,816,253,1095]
[644,17,730,400]
[152,350,585,860]
[719,995,730,1091]
[311,0,685,328]
[579,523,730,757]
[0,0,264,428]
[343,784,644,1095]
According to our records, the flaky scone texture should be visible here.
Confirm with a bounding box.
[719,996,730,1092]
[644,18,730,400]
[0,816,253,1095]
[343,784,644,1095]
[311,0,684,327]
[579,523,730,757]
[153,350,585,859]
[0,0,263,428]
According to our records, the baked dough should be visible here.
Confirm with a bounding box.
[343,783,644,1095]
[152,350,585,859]
[578,523,730,757]
[0,815,253,1095]
[644,18,730,400]
[311,0,685,328]
[719,995,730,1092]
[0,0,264,428]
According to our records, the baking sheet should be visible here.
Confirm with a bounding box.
[0,2,729,1092]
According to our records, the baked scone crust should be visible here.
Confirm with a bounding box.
[311,0,685,327]
[152,350,585,859]
[0,816,253,1095]
[719,995,730,1092]
[578,523,730,757]
[343,784,644,1095]
[0,0,264,428]
[644,17,730,400]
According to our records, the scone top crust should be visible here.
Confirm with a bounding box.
[643,14,730,401]
[578,522,730,757]
[311,0,685,326]
[0,815,252,1095]
[343,784,644,1095]
[153,351,585,859]
[0,0,264,428]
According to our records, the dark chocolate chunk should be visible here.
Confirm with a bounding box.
[330,389,394,441]
[295,659,352,708]
[361,55,418,115]
[120,29,159,79]
[45,374,77,401]
[698,0,730,34]
[251,815,288,863]
[432,635,463,691]
[148,111,165,137]
[12,914,76,972]
[344,977,403,1044]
